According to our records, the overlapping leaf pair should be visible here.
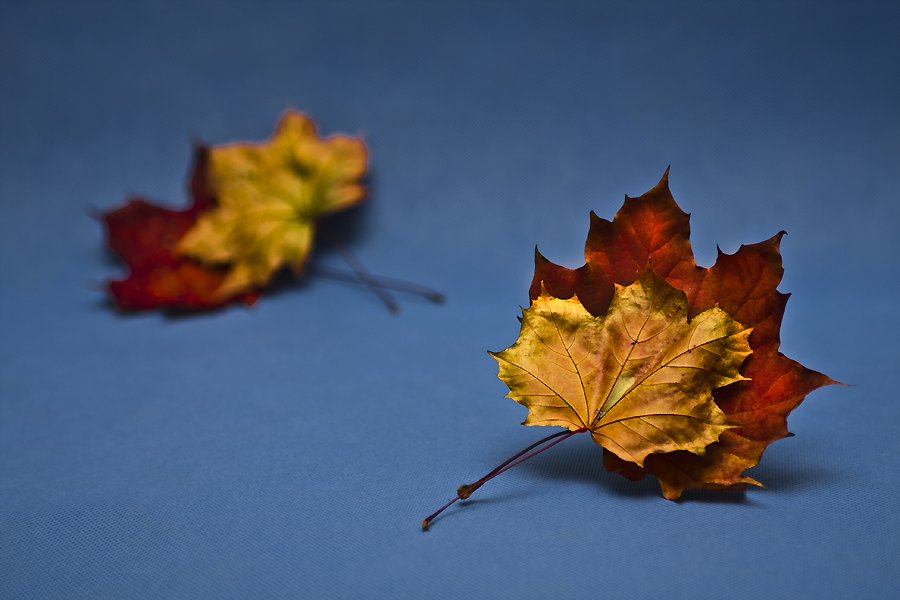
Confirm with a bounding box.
[497,169,836,499]
[100,111,367,311]
[424,171,835,530]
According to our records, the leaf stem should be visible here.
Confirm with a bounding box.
[422,427,588,530]
[308,264,445,304]
[319,224,400,315]
[317,224,401,314]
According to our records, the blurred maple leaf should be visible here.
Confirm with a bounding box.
[177,111,368,299]
[100,148,260,311]
[99,111,438,312]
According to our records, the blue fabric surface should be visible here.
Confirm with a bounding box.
[1,1,898,598]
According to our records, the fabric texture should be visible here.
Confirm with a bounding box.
[1,1,898,598]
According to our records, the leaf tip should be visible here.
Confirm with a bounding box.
[647,166,671,196]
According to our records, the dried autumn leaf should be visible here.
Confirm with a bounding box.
[491,270,751,467]
[424,170,837,529]
[100,113,439,313]
[530,169,837,498]
[101,149,260,311]
[177,111,368,298]
[424,265,756,530]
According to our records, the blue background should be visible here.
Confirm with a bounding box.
[2,1,898,598]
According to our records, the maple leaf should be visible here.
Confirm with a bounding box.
[491,270,752,467]
[529,169,837,498]
[424,266,753,530]
[177,110,368,298]
[101,148,260,311]
[100,112,438,313]
[424,170,836,529]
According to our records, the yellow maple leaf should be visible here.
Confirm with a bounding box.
[490,269,752,468]
[177,111,367,297]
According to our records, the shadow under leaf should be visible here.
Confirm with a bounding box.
[502,432,830,504]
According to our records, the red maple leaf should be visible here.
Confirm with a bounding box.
[100,148,260,311]
[529,168,837,499]
[421,169,838,529]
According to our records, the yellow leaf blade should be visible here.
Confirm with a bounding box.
[177,111,367,296]
[491,269,752,467]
